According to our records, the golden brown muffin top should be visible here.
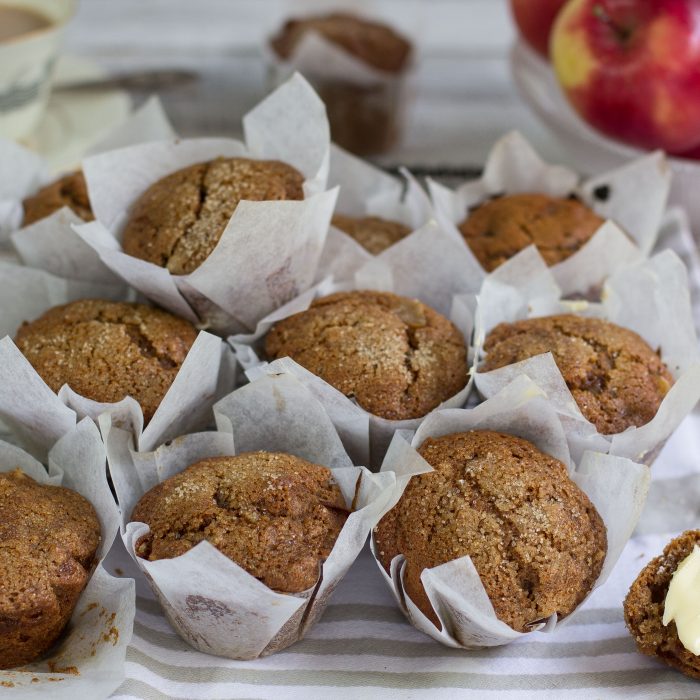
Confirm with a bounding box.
[625,530,700,680]
[0,469,100,669]
[332,213,411,255]
[481,314,673,435]
[270,12,412,73]
[22,170,94,227]
[121,157,305,275]
[14,299,197,423]
[374,430,607,632]
[265,290,468,421]
[132,452,350,593]
[458,193,604,272]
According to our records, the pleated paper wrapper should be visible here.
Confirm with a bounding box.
[0,418,135,699]
[0,263,233,461]
[472,246,700,466]
[428,131,672,297]
[104,370,414,660]
[369,375,650,649]
[39,73,337,335]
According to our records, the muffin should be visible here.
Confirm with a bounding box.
[481,314,673,434]
[270,12,412,156]
[374,430,607,631]
[332,213,411,255]
[22,170,94,227]
[624,531,700,680]
[265,291,468,420]
[0,469,101,669]
[14,299,198,422]
[121,157,304,275]
[132,452,349,593]
[458,193,605,272]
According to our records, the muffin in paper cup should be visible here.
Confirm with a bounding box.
[0,418,135,698]
[0,263,234,460]
[428,131,672,297]
[369,375,650,649]
[104,370,403,660]
[266,13,413,156]
[473,246,700,466]
[229,246,476,468]
[52,73,337,334]
[0,97,174,271]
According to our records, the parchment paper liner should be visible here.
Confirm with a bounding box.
[473,247,700,466]
[428,131,672,297]
[0,263,234,461]
[0,97,175,253]
[46,74,336,334]
[105,370,404,660]
[0,418,135,698]
[369,375,650,649]
[316,143,436,282]
[230,255,476,468]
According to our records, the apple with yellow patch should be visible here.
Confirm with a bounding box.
[551,0,700,154]
[510,0,567,58]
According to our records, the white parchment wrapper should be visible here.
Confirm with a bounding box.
[316,143,436,282]
[0,97,175,251]
[473,247,700,466]
[105,370,408,660]
[370,375,650,649]
[230,257,475,468]
[428,131,672,297]
[0,263,233,460]
[56,74,336,334]
[0,418,135,699]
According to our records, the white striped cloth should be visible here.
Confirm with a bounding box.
[107,211,700,700]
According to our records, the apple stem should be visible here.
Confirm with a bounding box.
[592,4,633,42]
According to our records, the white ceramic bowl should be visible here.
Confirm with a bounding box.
[511,39,700,235]
[0,0,77,140]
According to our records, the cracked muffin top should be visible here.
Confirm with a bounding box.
[121,157,305,275]
[0,469,100,669]
[624,530,700,680]
[480,314,673,435]
[22,170,94,227]
[132,452,350,593]
[332,213,412,255]
[374,430,607,632]
[264,290,468,420]
[14,299,197,423]
[458,193,604,271]
[270,12,412,74]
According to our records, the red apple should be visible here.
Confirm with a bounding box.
[510,0,568,58]
[551,0,700,155]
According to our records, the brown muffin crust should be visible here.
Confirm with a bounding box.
[332,213,411,255]
[270,12,412,73]
[481,314,673,435]
[121,157,305,275]
[0,469,100,669]
[625,531,700,680]
[374,430,607,632]
[22,171,94,227]
[265,291,468,421]
[14,299,197,423]
[132,452,349,593]
[458,194,604,272]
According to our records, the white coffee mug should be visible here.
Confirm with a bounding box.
[0,0,77,140]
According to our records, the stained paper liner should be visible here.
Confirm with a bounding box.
[473,247,700,466]
[50,74,336,334]
[0,419,135,698]
[105,370,404,660]
[0,263,233,460]
[369,376,650,649]
[428,131,672,297]
[230,259,476,468]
